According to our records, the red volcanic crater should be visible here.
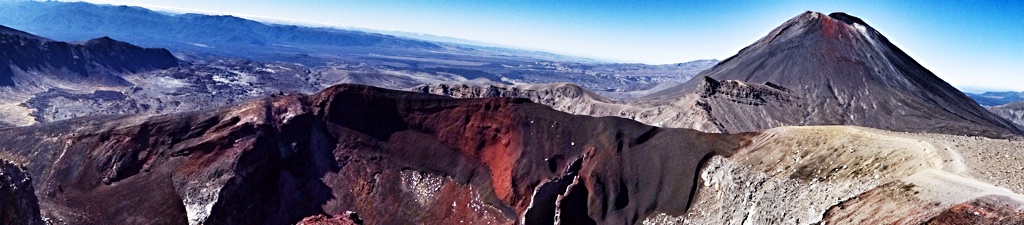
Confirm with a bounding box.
[0,84,752,224]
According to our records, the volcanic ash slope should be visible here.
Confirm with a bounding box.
[640,11,1021,137]
[646,125,1024,224]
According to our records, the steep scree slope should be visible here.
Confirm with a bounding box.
[645,12,1022,136]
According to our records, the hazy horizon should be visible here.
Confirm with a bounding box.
[62,0,1024,92]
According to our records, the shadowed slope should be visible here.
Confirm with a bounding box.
[0,160,44,225]
[0,25,179,87]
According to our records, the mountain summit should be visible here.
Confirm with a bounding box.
[644,11,1021,137]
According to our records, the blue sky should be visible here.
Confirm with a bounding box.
[74,0,1024,91]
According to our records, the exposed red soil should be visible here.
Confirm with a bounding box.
[295,213,362,225]
[822,181,1024,224]
[927,195,1024,225]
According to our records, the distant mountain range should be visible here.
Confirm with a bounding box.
[0,1,717,100]
[0,21,717,127]
[0,1,435,60]
[0,24,178,88]
[965,91,1024,107]
[0,1,598,64]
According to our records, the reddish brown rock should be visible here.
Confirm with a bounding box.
[0,84,751,224]
[296,212,363,225]
[926,196,1024,225]
[821,180,1024,225]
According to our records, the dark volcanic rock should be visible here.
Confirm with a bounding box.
[553,175,597,225]
[0,160,44,225]
[0,84,751,225]
[645,11,1022,137]
[0,25,179,87]
[21,60,317,125]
